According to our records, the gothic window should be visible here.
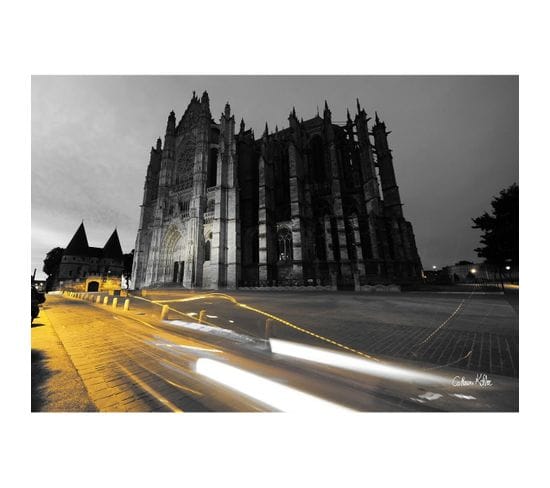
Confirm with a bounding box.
[204,240,211,261]
[345,218,357,262]
[277,228,293,262]
[274,145,291,221]
[176,136,196,189]
[314,222,327,261]
[179,200,190,217]
[310,135,326,183]
[207,199,215,213]
[207,148,218,188]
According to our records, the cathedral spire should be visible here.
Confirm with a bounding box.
[375,111,381,125]
[240,118,245,133]
[356,98,361,114]
[201,90,209,104]
[263,122,269,138]
[156,137,162,151]
[224,102,231,118]
[165,111,176,136]
[323,100,331,120]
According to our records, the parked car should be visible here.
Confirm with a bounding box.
[31,285,45,322]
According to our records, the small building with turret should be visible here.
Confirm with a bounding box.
[57,222,125,289]
[132,92,422,290]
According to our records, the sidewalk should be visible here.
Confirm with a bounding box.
[31,303,97,412]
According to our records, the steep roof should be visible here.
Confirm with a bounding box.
[65,222,89,255]
[102,229,123,259]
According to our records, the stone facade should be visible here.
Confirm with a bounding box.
[57,222,124,288]
[132,92,422,290]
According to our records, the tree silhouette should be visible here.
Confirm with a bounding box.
[43,247,64,291]
[472,183,518,280]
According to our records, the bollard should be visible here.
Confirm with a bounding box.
[103,296,109,305]
[160,304,169,320]
[96,296,101,303]
[265,318,275,341]
[198,309,206,324]
[112,297,118,309]
[123,299,130,311]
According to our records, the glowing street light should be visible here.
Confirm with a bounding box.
[432,265,437,270]
[505,265,511,271]
[470,268,477,274]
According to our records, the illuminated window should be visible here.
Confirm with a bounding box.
[277,228,293,261]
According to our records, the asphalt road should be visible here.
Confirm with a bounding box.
[32,291,518,412]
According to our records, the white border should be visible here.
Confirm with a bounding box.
[3,1,548,487]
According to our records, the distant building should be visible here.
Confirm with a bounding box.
[56,222,124,291]
[132,92,423,290]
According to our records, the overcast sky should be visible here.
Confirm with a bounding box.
[31,76,518,280]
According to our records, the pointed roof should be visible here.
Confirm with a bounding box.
[65,222,89,255]
[102,229,123,259]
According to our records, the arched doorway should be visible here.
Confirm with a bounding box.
[87,281,99,292]
[160,226,186,285]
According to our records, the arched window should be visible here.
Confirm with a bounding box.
[207,148,218,188]
[204,240,211,261]
[277,228,293,262]
[309,135,326,183]
[345,217,357,262]
[314,221,327,261]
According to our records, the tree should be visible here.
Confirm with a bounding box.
[122,249,134,289]
[43,247,64,291]
[472,183,518,280]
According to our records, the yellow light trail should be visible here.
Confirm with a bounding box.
[117,363,184,412]
[137,292,378,362]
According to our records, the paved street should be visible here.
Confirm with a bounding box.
[141,288,519,377]
[31,290,518,412]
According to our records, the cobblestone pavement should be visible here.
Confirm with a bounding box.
[33,292,518,412]
[37,297,220,412]
[143,289,519,378]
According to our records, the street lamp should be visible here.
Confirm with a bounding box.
[432,265,437,270]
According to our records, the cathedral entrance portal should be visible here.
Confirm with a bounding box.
[160,226,186,286]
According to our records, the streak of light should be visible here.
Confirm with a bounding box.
[168,320,256,343]
[418,392,443,401]
[206,315,218,319]
[117,364,184,412]
[136,292,375,360]
[132,359,204,397]
[195,358,354,412]
[452,393,476,400]
[269,339,447,385]
[152,296,209,304]
[153,342,222,353]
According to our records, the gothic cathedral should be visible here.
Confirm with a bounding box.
[131,91,422,290]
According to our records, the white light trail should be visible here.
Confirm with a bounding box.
[195,358,354,412]
[269,339,446,385]
[168,320,256,343]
